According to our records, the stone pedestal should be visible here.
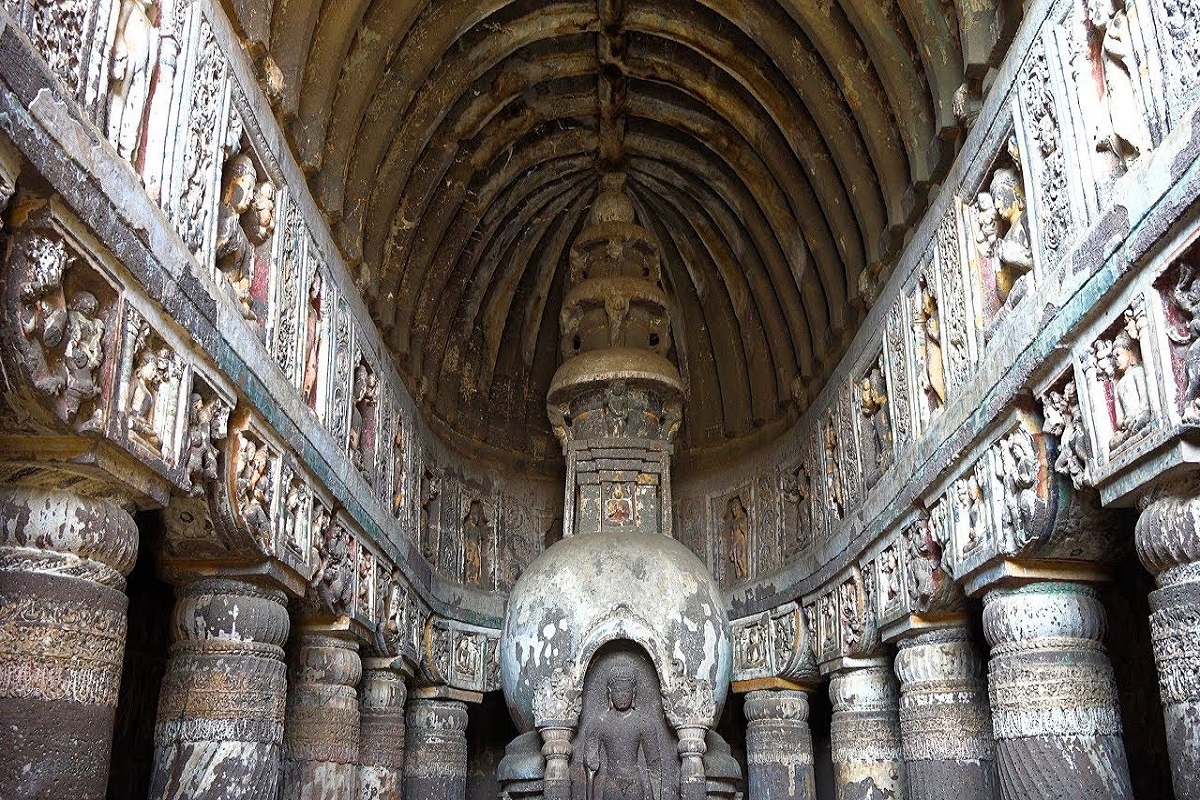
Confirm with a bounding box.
[404,698,468,800]
[982,582,1132,800]
[828,659,906,800]
[280,629,362,800]
[1136,491,1200,799]
[149,577,290,800]
[359,661,408,800]
[744,689,815,800]
[894,626,998,800]
[0,486,137,799]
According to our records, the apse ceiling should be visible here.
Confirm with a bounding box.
[231,0,1017,472]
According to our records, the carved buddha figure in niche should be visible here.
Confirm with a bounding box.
[215,154,259,321]
[581,672,663,800]
[1109,330,1151,450]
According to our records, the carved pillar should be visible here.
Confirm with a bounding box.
[982,582,1132,799]
[358,661,408,800]
[150,577,290,800]
[1136,489,1200,799]
[404,698,468,800]
[828,659,906,800]
[744,689,816,800]
[894,626,998,800]
[280,629,362,800]
[0,486,137,799]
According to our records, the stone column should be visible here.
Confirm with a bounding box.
[829,659,906,800]
[982,582,1132,800]
[744,689,816,800]
[150,577,290,800]
[358,660,408,799]
[280,629,362,800]
[894,626,998,800]
[0,486,137,799]
[404,697,468,800]
[1136,490,1200,799]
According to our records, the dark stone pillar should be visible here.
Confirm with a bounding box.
[404,697,468,800]
[149,577,290,799]
[894,626,998,800]
[1136,490,1200,799]
[358,660,408,799]
[0,486,137,799]
[745,689,815,800]
[983,582,1132,800]
[829,659,906,800]
[280,629,362,800]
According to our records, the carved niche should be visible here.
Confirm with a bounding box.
[723,494,750,584]
[213,148,276,327]
[1148,0,1200,128]
[121,311,183,461]
[1082,298,1157,457]
[910,271,947,428]
[1041,375,1093,489]
[462,496,493,588]
[181,379,230,497]
[105,0,160,165]
[234,429,277,556]
[569,645,681,800]
[967,136,1035,338]
[308,511,355,617]
[1158,248,1200,424]
[858,352,894,488]
[348,356,379,480]
[780,460,816,553]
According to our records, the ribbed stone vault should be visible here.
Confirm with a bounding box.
[226,0,1016,470]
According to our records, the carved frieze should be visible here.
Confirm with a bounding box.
[729,604,816,686]
[422,617,499,696]
[6,222,117,434]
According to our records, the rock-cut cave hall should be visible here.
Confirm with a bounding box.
[0,0,1198,797]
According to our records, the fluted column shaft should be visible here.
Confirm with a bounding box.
[0,486,137,799]
[404,698,468,800]
[358,661,408,800]
[829,659,906,800]
[982,582,1132,800]
[894,627,998,800]
[745,689,815,800]
[1137,491,1200,798]
[150,577,290,799]
[280,629,362,800]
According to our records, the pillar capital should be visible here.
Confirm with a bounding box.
[745,687,816,799]
[982,580,1132,799]
[894,623,998,799]
[0,485,137,798]
[151,574,290,800]
[405,696,469,800]
[829,658,906,798]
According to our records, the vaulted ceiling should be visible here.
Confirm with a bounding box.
[228,0,1017,471]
